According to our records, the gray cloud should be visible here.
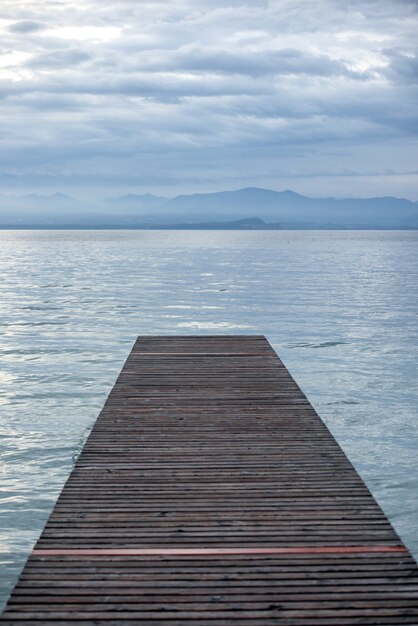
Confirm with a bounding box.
[0,0,417,199]
[134,46,366,79]
[382,47,418,84]
[8,20,45,33]
[26,49,91,69]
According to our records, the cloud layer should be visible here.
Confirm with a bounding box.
[0,0,417,198]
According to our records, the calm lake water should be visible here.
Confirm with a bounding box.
[1,229,417,606]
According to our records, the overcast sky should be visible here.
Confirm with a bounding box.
[1,0,417,199]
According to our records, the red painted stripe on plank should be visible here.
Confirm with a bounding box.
[32,546,408,557]
[134,353,272,357]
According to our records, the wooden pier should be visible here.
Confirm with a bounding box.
[2,335,418,624]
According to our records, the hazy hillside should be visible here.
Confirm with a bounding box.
[0,188,417,228]
[104,194,167,213]
[161,188,418,227]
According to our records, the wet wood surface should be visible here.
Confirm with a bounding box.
[2,335,417,624]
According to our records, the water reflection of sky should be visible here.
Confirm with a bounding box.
[0,230,417,606]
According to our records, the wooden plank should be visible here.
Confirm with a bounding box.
[1,335,417,625]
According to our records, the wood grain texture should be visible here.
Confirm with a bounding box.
[2,335,417,625]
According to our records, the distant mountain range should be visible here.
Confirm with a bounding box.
[0,187,417,229]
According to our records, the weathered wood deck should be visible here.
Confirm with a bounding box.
[2,335,418,624]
